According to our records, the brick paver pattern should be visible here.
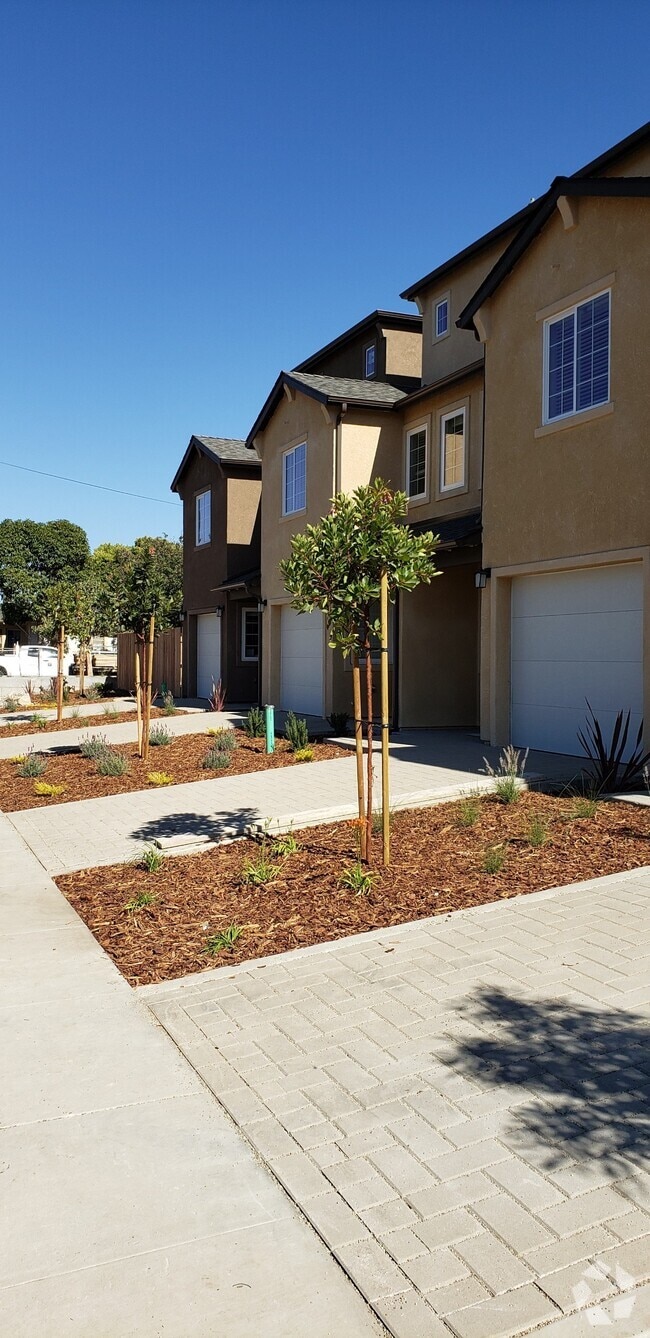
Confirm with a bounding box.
[143,868,650,1338]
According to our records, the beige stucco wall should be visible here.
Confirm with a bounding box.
[339,412,403,495]
[418,235,517,387]
[399,558,480,727]
[401,369,484,526]
[383,327,422,381]
[226,473,261,548]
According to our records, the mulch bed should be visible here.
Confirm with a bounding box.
[56,791,650,987]
[0,729,349,812]
[0,705,176,740]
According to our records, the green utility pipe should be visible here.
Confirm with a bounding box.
[265,704,275,754]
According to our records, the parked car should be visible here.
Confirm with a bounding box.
[0,645,59,676]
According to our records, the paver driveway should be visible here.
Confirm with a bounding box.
[143,867,650,1338]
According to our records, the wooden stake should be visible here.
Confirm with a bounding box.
[351,653,366,861]
[134,641,143,756]
[142,615,155,763]
[365,637,373,864]
[380,572,390,866]
[56,624,65,722]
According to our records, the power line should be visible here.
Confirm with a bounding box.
[0,459,181,506]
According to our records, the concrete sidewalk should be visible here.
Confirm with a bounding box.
[0,701,215,759]
[0,814,385,1338]
[144,867,650,1338]
[7,730,584,875]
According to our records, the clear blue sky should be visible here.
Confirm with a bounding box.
[1,0,648,548]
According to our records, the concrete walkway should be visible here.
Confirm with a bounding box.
[143,867,650,1338]
[0,701,213,759]
[0,814,385,1338]
[6,730,585,875]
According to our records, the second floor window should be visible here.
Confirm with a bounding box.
[195,490,211,545]
[364,343,376,378]
[406,425,427,500]
[283,441,306,515]
[544,290,610,423]
[440,409,465,491]
[435,298,449,338]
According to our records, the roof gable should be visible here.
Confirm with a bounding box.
[246,371,406,446]
[170,434,260,493]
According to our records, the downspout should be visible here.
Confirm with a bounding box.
[334,401,347,494]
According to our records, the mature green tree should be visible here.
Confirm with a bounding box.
[0,518,89,631]
[281,480,439,860]
[112,536,182,635]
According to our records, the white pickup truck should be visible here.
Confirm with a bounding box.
[0,645,59,677]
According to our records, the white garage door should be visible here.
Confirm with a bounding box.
[511,564,643,755]
[197,613,221,700]
[280,606,324,716]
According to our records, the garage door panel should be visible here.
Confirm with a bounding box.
[280,607,324,716]
[511,565,643,755]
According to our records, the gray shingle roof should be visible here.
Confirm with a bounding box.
[194,436,259,464]
[288,370,406,406]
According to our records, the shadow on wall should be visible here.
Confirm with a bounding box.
[131,807,261,847]
[447,987,649,1177]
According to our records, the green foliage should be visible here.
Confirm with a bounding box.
[285,711,309,751]
[206,727,236,752]
[103,703,118,717]
[272,829,299,857]
[484,745,527,804]
[338,861,376,895]
[149,724,172,747]
[280,479,439,658]
[241,844,280,885]
[161,690,177,715]
[96,750,130,776]
[138,847,165,873]
[483,844,507,874]
[0,518,90,629]
[244,706,265,738]
[125,889,157,912]
[2,695,21,712]
[293,746,314,763]
[80,732,111,759]
[201,746,231,771]
[17,751,47,777]
[30,713,48,730]
[577,702,650,793]
[527,816,549,847]
[92,536,182,637]
[327,711,349,735]
[205,925,244,954]
[458,795,482,827]
[69,707,81,720]
[147,770,173,786]
[33,781,65,797]
[494,776,520,804]
[571,796,599,819]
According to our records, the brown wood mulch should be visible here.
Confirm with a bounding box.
[0,705,170,740]
[0,729,350,812]
[56,791,650,987]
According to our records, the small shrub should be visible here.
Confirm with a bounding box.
[327,711,349,735]
[293,746,314,763]
[149,724,172,747]
[33,781,66,797]
[208,677,226,711]
[371,808,394,835]
[206,924,244,954]
[69,707,81,720]
[206,727,236,752]
[244,706,265,738]
[285,710,309,751]
[272,829,299,857]
[578,702,650,793]
[161,690,178,715]
[241,852,279,886]
[527,816,548,847]
[138,847,165,873]
[2,695,21,712]
[338,861,377,895]
[571,796,599,819]
[96,751,130,776]
[483,844,507,875]
[147,771,174,786]
[201,747,231,771]
[494,775,520,805]
[9,754,26,764]
[30,714,48,731]
[17,752,47,778]
[103,704,118,718]
[125,889,156,912]
[84,686,100,702]
[80,732,111,759]
[458,795,482,827]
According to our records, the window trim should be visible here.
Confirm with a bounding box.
[281,440,307,517]
[241,607,260,663]
[439,406,467,494]
[433,292,451,341]
[542,287,611,427]
[363,342,377,379]
[405,421,429,503]
[195,489,211,547]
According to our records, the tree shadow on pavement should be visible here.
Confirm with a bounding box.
[130,806,261,847]
[447,988,650,1177]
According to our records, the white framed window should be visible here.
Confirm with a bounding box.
[241,608,260,662]
[195,489,211,545]
[364,343,376,378]
[282,441,306,515]
[406,424,427,501]
[543,289,610,424]
[440,408,465,492]
[434,297,449,339]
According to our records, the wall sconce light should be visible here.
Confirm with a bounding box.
[257,598,267,614]
[475,569,491,590]
[215,605,224,617]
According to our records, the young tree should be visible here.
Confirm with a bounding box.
[38,580,79,721]
[110,537,183,758]
[281,480,439,862]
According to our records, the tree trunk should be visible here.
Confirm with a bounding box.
[380,572,390,866]
[351,653,366,862]
[79,642,85,699]
[134,641,143,756]
[56,625,65,722]
[142,615,155,763]
[364,635,373,863]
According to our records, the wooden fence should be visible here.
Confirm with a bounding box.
[117,627,182,698]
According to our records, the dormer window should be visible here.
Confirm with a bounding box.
[364,343,376,378]
[434,297,450,340]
